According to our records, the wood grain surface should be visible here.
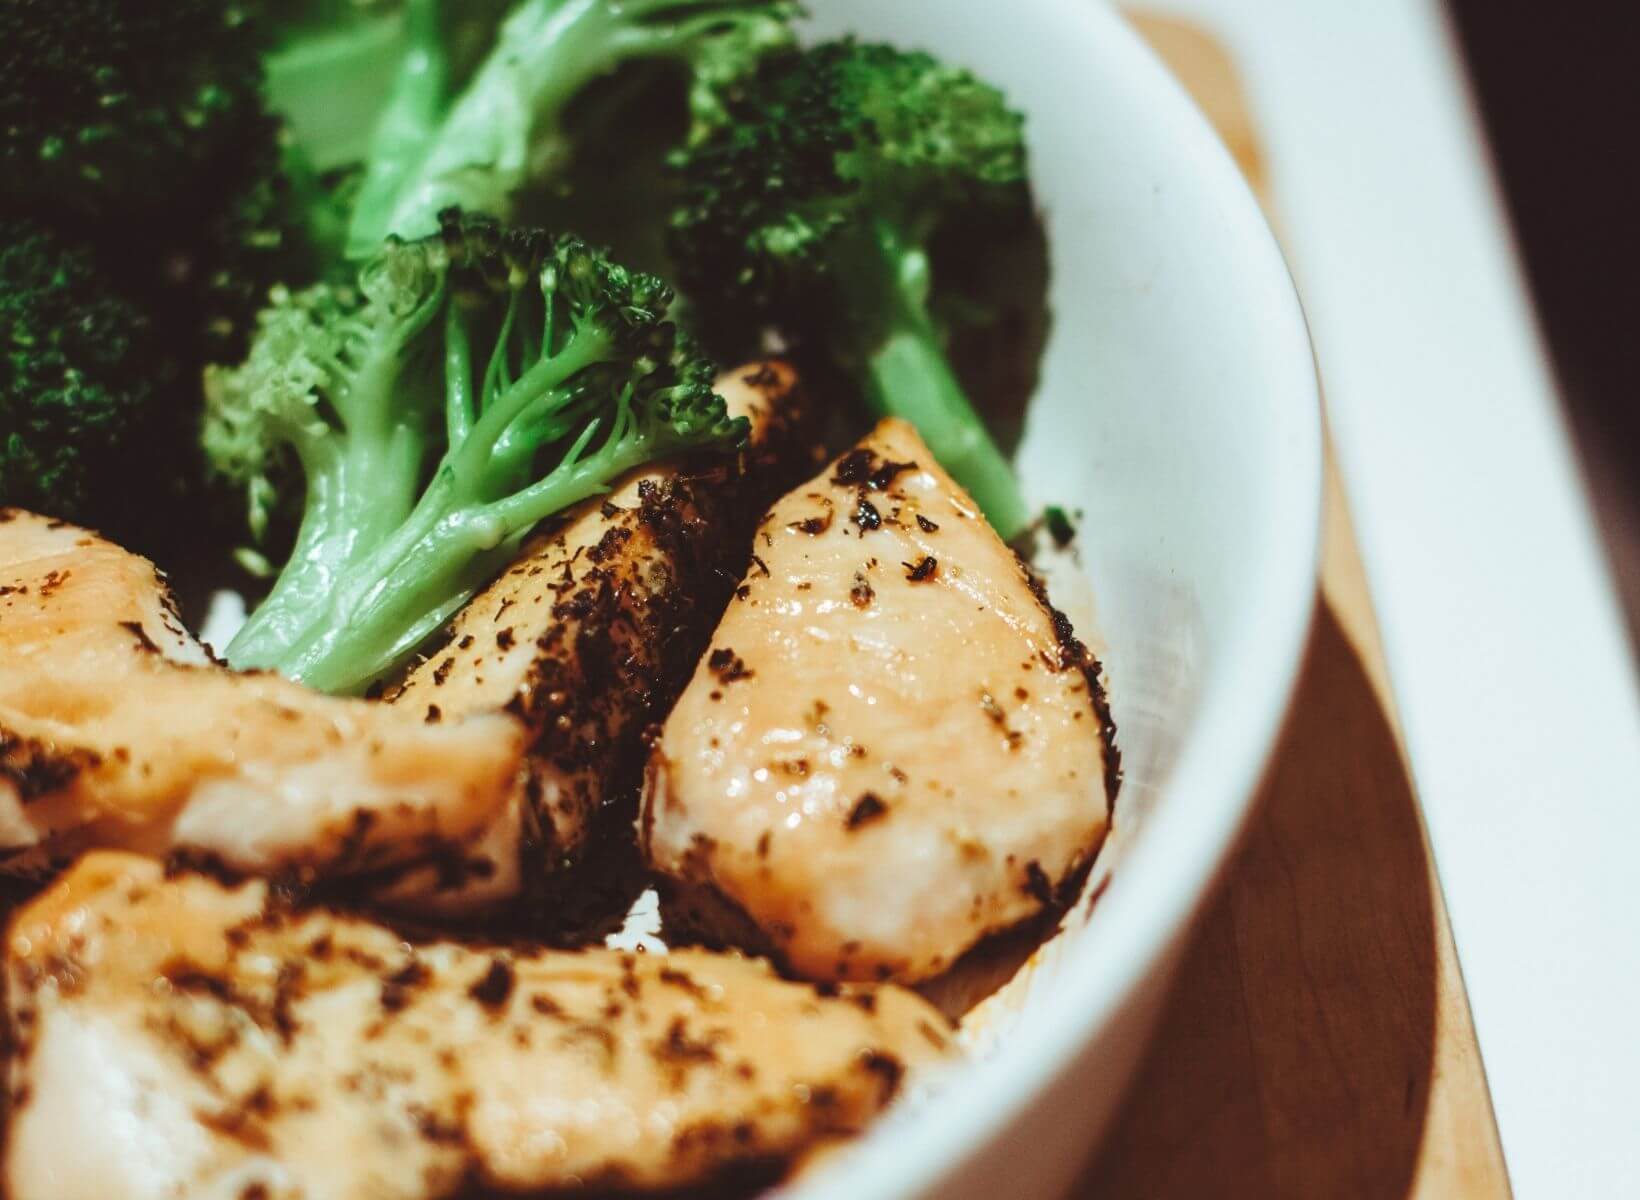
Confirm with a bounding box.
[1071,16,1512,1197]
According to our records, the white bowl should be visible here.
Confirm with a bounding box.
[785,3,1322,1197]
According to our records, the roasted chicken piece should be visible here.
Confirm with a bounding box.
[388,363,810,903]
[0,509,524,888]
[3,852,953,1198]
[642,419,1119,982]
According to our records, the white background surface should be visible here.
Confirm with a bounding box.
[1142,1,1640,1193]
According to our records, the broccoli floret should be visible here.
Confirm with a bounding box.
[669,40,1038,538]
[0,218,181,536]
[344,0,797,256]
[202,232,449,659]
[1,0,339,353]
[0,0,347,562]
[148,127,342,365]
[0,1,265,218]
[206,212,746,693]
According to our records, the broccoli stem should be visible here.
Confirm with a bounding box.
[264,11,412,172]
[853,226,1030,540]
[264,315,625,693]
[444,301,476,443]
[272,469,512,693]
[360,0,612,245]
[362,0,781,247]
[225,282,446,669]
[275,430,654,694]
[863,328,1028,540]
[225,428,425,668]
[225,448,345,668]
[344,0,454,258]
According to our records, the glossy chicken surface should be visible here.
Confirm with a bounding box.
[642,419,1117,982]
[0,509,524,889]
[2,852,952,1199]
[389,363,810,897]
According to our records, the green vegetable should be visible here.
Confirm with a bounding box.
[345,0,797,256]
[0,218,183,538]
[205,212,746,693]
[0,0,264,218]
[0,1,327,346]
[259,0,513,173]
[0,0,334,553]
[670,40,1038,538]
[158,129,342,364]
[1042,505,1077,548]
[260,1,420,171]
[343,0,467,255]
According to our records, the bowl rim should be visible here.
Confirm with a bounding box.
[790,5,1324,1197]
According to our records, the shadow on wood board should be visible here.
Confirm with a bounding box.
[1074,598,1438,1198]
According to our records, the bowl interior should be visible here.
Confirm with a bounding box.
[788,3,1320,1197]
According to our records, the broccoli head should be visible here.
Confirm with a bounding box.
[0,0,266,218]
[2,0,337,358]
[165,127,342,363]
[670,40,1038,538]
[0,217,185,538]
[207,212,745,692]
[0,0,346,564]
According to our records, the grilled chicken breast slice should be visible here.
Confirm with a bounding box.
[0,510,524,885]
[388,363,810,903]
[641,419,1118,982]
[3,852,953,1198]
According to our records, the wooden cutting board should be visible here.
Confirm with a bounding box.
[1071,15,1512,1197]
